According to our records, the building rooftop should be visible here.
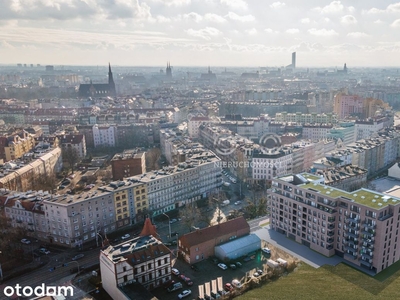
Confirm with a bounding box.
[300,182,400,210]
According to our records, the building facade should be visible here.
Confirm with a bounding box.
[270,173,400,274]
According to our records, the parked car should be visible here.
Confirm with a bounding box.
[169,218,178,224]
[39,248,50,255]
[170,231,179,236]
[191,264,200,271]
[262,247,271,254]
[72,254,84,261]
[253,272,261,277]
[211,291,221,299]
[256,269,263,275]
[179,275,193,286]
[218,263,228,270]
[171,268,180,276]
[224,283,233,291]
[229,264,237,270]
[121,234,131,240]
[235,262,242,268]
[167,282,182,292]
[21,238,31,244]
[234,201,241,205]
[231,279,242,288]
[178,290,192,299]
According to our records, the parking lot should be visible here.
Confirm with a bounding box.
[151,241,297,300]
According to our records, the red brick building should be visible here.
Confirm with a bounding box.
[111,149,146,180]
[178,217,250,264]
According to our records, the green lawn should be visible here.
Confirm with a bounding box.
[238,263,400,300]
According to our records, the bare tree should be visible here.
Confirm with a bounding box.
[62,147,79,173]
[146,148,161,171]
[179,204,201,231]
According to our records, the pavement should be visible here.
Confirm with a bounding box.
[254,224,343,268]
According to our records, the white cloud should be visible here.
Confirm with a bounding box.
[308,28,338,36]
[314,1,344,14]
[264,28,278,33]
[391,19,400,27]
[1,40,14,49]
[270,2,286,9]
[341,15,357,25]
[347,32,369,38]
[374,19,383,24]
[185,27,221,40]
[365,2,400,14]
[220,0,247,10]
[156,16,171,23]
[301,18,310,24]
[286,28,299,34]
[348,6,355,13]
[183,12,202,23]
[152,0,191,6]
[324,18,331,22]
[204,13,226,23]
[246,28,257,35]
[226,12,255,22]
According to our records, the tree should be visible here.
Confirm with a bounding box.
[62,147,79,173]
[146,147,161,171]
[179,204,201,231]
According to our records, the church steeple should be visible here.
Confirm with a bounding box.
[108,63,116,96]
[166,61,172,78]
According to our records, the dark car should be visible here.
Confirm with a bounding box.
[72,254,85,260]
[170,231,179,236]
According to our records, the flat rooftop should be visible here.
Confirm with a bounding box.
[300,182,400,210]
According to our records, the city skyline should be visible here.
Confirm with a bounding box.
[0,0,400,67]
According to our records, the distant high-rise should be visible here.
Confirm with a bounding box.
[292,52,296,69]
[166,62,172,78]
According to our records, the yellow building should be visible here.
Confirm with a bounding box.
[5,130,35,161]
[113,182,148,228]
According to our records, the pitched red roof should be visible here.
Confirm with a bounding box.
[179,216,249,248]
[140,218,157,237]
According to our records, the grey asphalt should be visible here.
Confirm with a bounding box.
[254,225,343,268]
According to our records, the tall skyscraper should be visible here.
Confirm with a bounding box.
[292,52,296,69]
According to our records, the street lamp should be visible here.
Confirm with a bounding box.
[97,233,104,247]
[163,213,171,239]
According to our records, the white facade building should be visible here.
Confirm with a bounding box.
[93,124,116,147]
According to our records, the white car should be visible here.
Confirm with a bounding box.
[262,247,271,254]
[234,201,241,205]
[218,263,228,270]
[171,268,180,276]
[121,234,131,240]
[21,238,31,244]
[178,290,191,299]
[39,248,50,255]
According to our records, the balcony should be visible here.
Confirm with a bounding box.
[328,224,335,230]
[347,231,359,239]
[345,245,358,252]
[327,245,334,250]
[361,229,375,237]
[327,231,335,237]
[347,239,359,246]
[361,252,373,260]
[362,222,376,230]
[346,217,360,224]
[378,213,393,222]
[359,259,372,267]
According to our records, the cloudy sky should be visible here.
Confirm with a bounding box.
[1,0,400,67]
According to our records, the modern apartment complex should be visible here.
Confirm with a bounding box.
[270,173,400,273]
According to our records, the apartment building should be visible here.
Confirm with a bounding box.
[111,149,146,180]
[100,234,171,299]
[59,133,87,159]
[270,173,400,274]
[42,189,117,247]
[316,164,368,192]
[188,116,212,138]
[333,93,365,119]
[252,147,292,183]
[93,124,117,147]
[327,122,356,145]
[292,141,325,174]
[302,124,333,141]
[354,117,392,141]
[4,130,36,161]
[129,151,222,216]
[275,112,337,124]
